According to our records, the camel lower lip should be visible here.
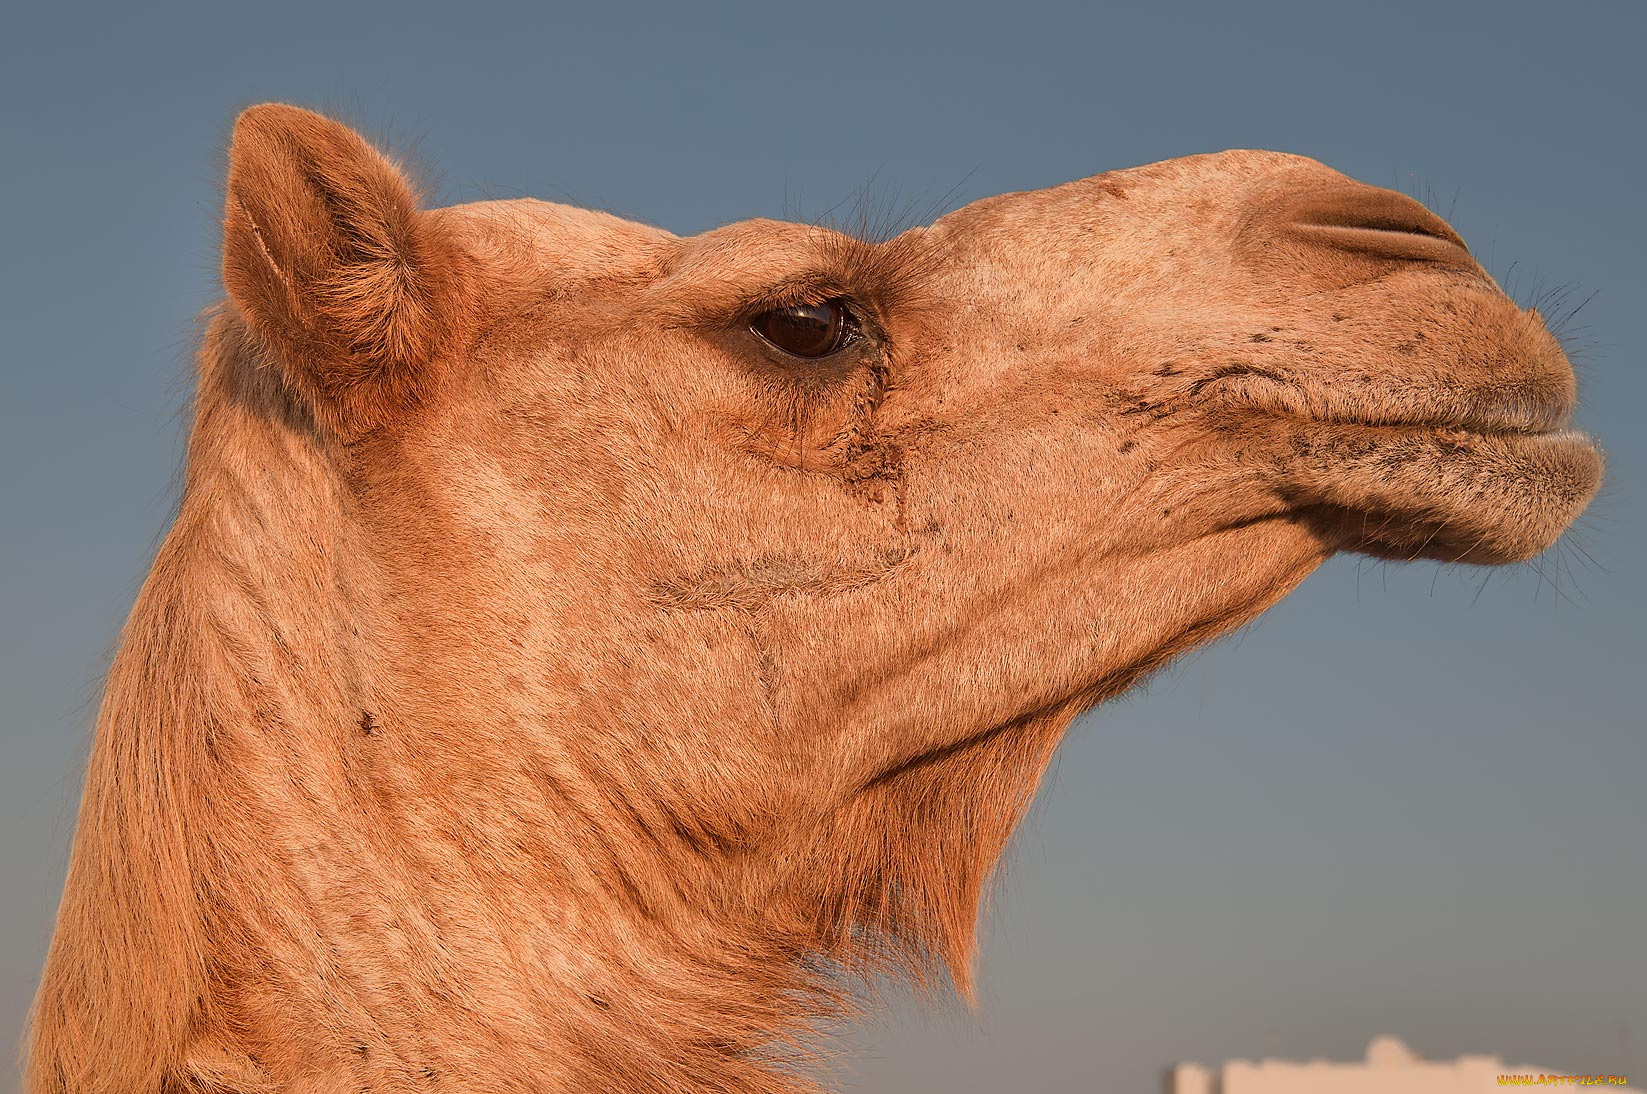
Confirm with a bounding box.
[1289,418,1598,460]
[1301,419,1601,483]
[1500,426,1591,445]
[1410,423,1597,463]
[1419,423,1597,453]
[1314,419,1589,444]
[1280,422,1603,565]
[1432,424,1588,444]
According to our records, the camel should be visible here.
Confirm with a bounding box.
[25,104,1600,1093]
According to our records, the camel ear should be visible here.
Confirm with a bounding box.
[222,104,473,429]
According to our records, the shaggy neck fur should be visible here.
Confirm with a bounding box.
[30,320,1063,1093]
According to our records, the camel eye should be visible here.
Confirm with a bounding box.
[749,300,858,359]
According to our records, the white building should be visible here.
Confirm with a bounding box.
[1168,1035,1638,1093]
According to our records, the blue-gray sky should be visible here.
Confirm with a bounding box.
[2,2,1642,1091]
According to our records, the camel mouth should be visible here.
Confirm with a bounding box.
[1181,338,1583,444]
[1303,416,1596,454]
[1279,421,1603,564]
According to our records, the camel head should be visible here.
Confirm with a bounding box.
[29,105,1600,1092]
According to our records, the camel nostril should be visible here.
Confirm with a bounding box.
[1289,184,1475,267]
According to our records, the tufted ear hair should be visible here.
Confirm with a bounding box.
[222,104,475,431]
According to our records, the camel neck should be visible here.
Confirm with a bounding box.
[39,322,827,1091]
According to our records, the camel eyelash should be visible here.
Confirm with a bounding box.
[728,278,877,327]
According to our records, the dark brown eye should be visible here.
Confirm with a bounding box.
[749,300,857,358]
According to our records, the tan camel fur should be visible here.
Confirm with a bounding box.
[26,105,1601,1093]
